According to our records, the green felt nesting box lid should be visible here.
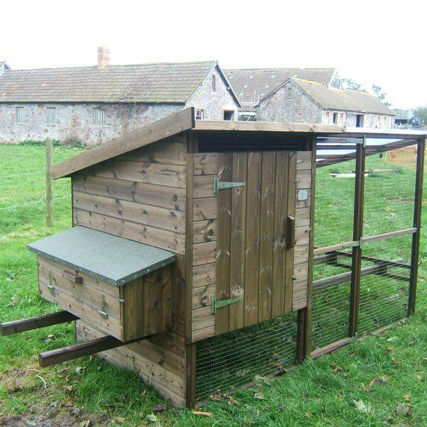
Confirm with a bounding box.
[27,226,176,286]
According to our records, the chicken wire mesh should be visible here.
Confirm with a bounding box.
[363,145,417,237]
[311,281,351,351]
[195,312,297,401]
[358,235,412,335]
[314,158,356,249]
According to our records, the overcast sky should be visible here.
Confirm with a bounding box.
[1,0,425,109]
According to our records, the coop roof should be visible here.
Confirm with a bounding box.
[271,78,394,116]
[27,226,175,286]
[224,67,338,106]
[51,108,345,179]
[0,61,219,103]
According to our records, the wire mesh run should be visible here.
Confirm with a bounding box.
[312,281,351,351]
[314,159,356,248]
[195,313,297,401]
[364,146,417,237]
[358,236,412,334]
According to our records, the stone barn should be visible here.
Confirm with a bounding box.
[0,49,239,145]
[257,78,395,128]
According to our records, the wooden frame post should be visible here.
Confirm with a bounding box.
[408,138,425,315]
[300,137,317,358]
[46,139,53,227]
[349,139,366,337]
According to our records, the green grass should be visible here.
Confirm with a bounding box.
[1,145,427,425]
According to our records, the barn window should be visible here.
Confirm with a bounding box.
[195,109,204,120]
[93,108,105,125]
[356,114,364,128]
[46,107,56,124]
[15,107,24,123]
[212,75,216,93]
[333,112,338,124]
[223,110,234,121]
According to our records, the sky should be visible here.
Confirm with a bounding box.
[1,0,426,110]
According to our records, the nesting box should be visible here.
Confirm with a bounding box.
[23,109,343,407]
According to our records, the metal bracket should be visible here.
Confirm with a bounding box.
[211,297,242,314]
[47,272,55,295]
[99,295,109,319]
[342,240,362,248]
[356,136,367,148]
[213,177,245,195]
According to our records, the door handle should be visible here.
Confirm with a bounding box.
[286,215,295,250]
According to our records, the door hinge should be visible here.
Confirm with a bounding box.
[211,297,242,314]
[213,177,245,195]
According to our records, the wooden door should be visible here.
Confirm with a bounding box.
[214,151,297,335]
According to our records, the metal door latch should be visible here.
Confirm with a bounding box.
[211,297,242,314]
[47,272,55,295]
[213,178,245,195]
[99,295,109,319]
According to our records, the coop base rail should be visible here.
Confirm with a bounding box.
[0,311,79,336]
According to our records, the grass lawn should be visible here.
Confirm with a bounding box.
[0,144,427,426]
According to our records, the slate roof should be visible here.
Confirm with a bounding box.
[224,67,337,106]
[0,61,217,103]
[286,79,394,115]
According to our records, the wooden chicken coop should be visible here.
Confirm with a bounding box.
[1,108,425,408]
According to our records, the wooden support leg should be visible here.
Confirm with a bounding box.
[1,311,78,336]
[349,141,365,337]
[39,335,129,367]
[408,138,425,315]
[296,309,306,363]
[185,343,196,408]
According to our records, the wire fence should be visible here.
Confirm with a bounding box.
[195,312,297,401]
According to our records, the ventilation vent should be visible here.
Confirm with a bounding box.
[198,134,308,152]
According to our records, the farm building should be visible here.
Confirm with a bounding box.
[1,109,425,408]
[225,68,394,127]
[257,78,395,128]
[225,67,342,111]
[0,48,240,145]
[0,61,10,75]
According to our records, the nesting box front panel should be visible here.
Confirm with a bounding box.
[37,256,172,341]
[191,150,312,342]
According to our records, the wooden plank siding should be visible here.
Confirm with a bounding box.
[72,138,187,255]
[71,136,189,407]
[191,150,312,342]
[76,321,187,407]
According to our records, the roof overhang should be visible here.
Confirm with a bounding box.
[51,107,426,180]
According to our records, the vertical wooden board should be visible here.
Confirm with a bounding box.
[161,264,173,332]
[143,270,163,336]
[244,152,262,327]
[229,153,247,331]
[285,151,297,314]
[258,152,275,322]
[272,152,289,317]
[193,153,218,175]
[172,255,186,336]
[122,277,145,341]
[215,153,233,334]
[185,146,194,343]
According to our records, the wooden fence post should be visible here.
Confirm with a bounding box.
[349,138,366,337]
[408,138,425,315]
[46,139,53,228]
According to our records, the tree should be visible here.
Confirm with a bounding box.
[372,84,391,107]
[341,78,366,92]
[413,106,427,126]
